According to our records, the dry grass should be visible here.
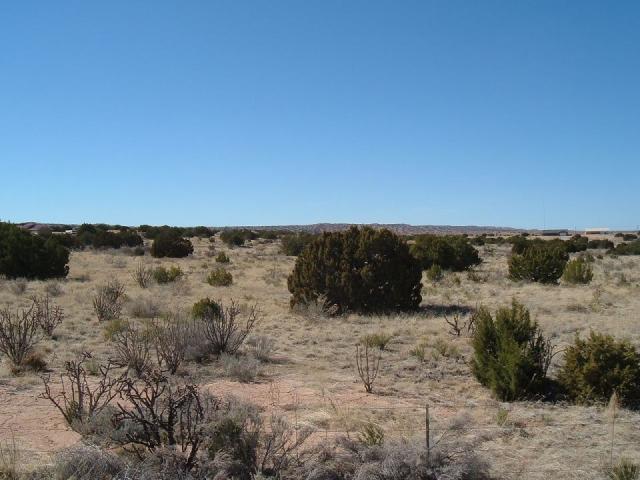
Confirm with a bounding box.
[0,238,638,478]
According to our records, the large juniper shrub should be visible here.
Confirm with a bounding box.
[280,232,316,256]
[287,227,422,314]
[471,300,554,401]
[508,244,569,284]
[610,240,640,256]
[151,232,194,258]
[0,222,69,279]
[558,331,640,408]
[410,234,481,271]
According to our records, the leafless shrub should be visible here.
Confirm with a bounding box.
[257,413,313,475]
[113,371,217,472]
[444,311,476,337]
[40,352,125,430]
[132,261,153,288]
[152,315,188,374]
[0,303,41,367]
[33,294,64,336]
[202,300,258,355]
[112,323,152,377]
[93,281,125,322]
[355,344,380,394]
[8,279,27,296]
[246,334,276,361]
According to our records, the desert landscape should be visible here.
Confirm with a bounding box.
[0,226,638,479]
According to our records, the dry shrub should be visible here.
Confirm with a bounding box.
[112,323,152,377]
[246,334,276,361]
[128,296,163,319]
[8,279,27,296]
[44,280,64,297]
[93,281,125,322]
[132,261,153,288]
[220,353,260,382]
[151,314,189,374]
[33,294,64,336]
[0,433,20,480]
[53,443,125,480]
[202,300,258,355]
[0,302,41,367]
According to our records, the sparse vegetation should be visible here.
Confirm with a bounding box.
[563,257,594,284]
[152,265,183,284]
[92,281,126,322]
[206,267,233,286]
[0,302,41,367]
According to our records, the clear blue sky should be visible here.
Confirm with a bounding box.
[1,1,638,229]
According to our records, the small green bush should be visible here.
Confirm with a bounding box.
[150,232,193,258]
[471,300,553,401]
[288,227,422,314]
[607,459,640,480]
[587,238,614,249]
[558,331,640,407]
[410,235,481,271]
[508,244,568,284]
[220,229,256,247]
[152,265,183,284]
[215,252,230,263]
[207,268,233,287]
[191,298,223,319]
[610,240,640,256]
[562,257,594,284]
[361,332,394,351]
[426,264,443,282]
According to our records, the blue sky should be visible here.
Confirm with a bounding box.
[1,1,638,229]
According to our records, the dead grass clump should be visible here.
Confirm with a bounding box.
[246,334,276,362]
[8,279,27,296]
[0,434,20,480]
[44,280,64,297]
[220,352,260,382]
[53,443,125,480]
[127,296,163,319]
[361,332,394,351]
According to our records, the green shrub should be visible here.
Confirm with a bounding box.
[192,298,223,319]
[426,264,443,282]
[288,227,422,314]
[215,252,230,263]
[150,232,193,258]
[471,300,553,401]
[587,238,614,249]
[610,240,640,256]
[207,268,233,286]
[562,257,594,284]
[152,265,183,284]
[220,229,256,247]
[508,244,568,284]
[410,235,481,271]
[280,232,316,256]
[0,222,69,279]
[558,331,640,407]
[361,332,394,351]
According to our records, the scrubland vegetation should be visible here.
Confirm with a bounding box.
[0,222,639,479]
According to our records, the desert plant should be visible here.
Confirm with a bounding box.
[151,315,188,374]
[220,352,260,382]
[192,297,223,320]
[471,300,554,401]
[444,311,475,337]
[280,232,316,256]
[355,344,380,393]
[0,434,20,480]
[201,300,258,355]
[52,443,126,480]
[112,323,153,377]
[132,261,153,288]
[288,227,422,314]
[508,244,569,284]
[607,459,640,480]
[207,267,233,287]
[426,264,443,282]
[93,281,125,322]
[41,352,124,430]
[411,234,482,271]
[558,331,640,407]
[112,372,214,472]
[361,332,394,351]
[0,222,70,279]
[0,303,41,367]
[246,334,276,361]
[215,251,230,263]
[44,280,64,297]
[150,232,194,258]
[127,296,163,319]
[103,318,130,341]
[8,279,27,295]
[33,294,64,336]
[562,257,594,284]
[152,265,183,284]
[358,422,385,446]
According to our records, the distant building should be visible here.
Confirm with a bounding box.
[541,229,569,236]
[585,228,610,235]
